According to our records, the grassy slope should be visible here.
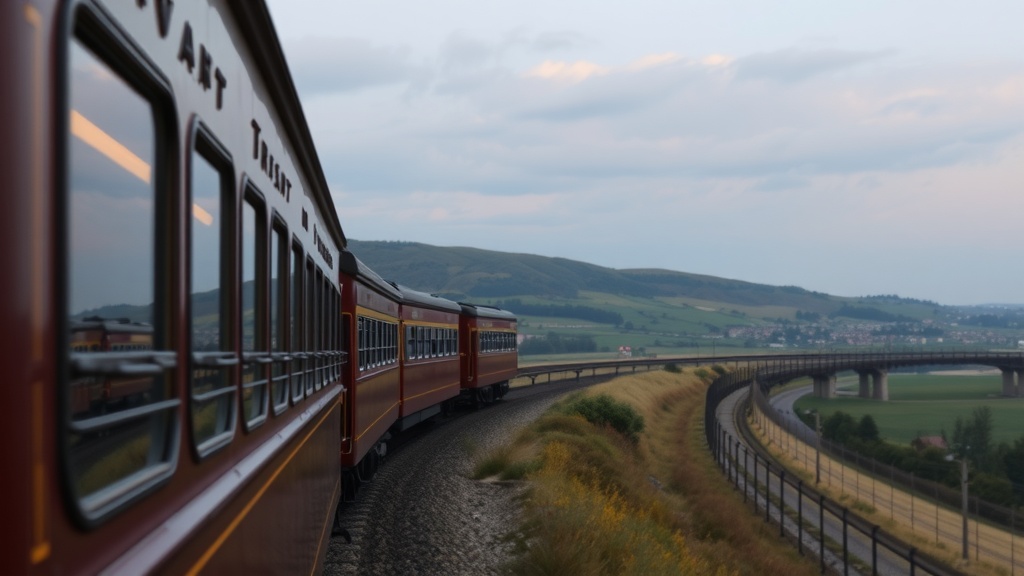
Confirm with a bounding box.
[475,369,818,575]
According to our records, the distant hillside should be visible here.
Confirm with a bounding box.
[73,239,1024,356]
[349,239,836,309]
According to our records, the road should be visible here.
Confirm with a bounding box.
[716,386,920,575]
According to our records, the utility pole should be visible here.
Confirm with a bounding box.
[960,457,969,561]
[947,452,970,561]
[811,410,821,484]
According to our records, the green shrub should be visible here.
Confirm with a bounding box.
[711,364,727,376]
[664,363,681,373]
[561,394,645,443]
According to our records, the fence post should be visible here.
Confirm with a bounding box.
[743,447,749,504]
[753,454,759,513]
[871,525,879,576]
[842,507,849,576]
[797,480,804,556]
[910,472,915,532]
[820,494,826,575]
[765,462,771,524]
[780,470,786,538]
[734,441,740,488]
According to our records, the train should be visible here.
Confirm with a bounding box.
[1,1,517,574]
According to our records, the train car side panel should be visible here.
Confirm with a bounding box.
[396,287,461,422]
[2,1,345,573]
[459,304,518,404]
[339,251,401,469]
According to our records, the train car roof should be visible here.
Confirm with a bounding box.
[338,250,402,299]
[388,283,462,313]
[70,317,154,334]
[229,1,345,249]
[458,303,517,321]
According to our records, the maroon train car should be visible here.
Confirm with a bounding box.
[458,304,519,405]
[392,285,462,430]
[2,1,345,573]
[338,251,401,491]
[68,318,153,417]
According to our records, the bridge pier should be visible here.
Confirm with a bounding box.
[855,369,888,400]
[870,369,889,401]
[858,371,870,398]
[1001,368,1020,397]
[812,374,837,398]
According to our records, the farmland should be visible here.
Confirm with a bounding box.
[792,372,1024,446]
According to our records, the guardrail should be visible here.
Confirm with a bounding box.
[706,364,965,575]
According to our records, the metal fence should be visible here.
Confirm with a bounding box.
[707,371,961,575]
[751,383,1024,574]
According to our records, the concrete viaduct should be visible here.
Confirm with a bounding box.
[749,351,1024,401]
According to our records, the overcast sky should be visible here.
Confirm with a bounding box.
[265,1,1024,306]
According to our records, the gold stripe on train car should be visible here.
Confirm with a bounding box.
[355,306,398,323]
[187,394,342,575]
[402,381,460,402]
[25,2,50,565]
[353,400,401,441]
[311,478,342,575]
[404,320,458,329]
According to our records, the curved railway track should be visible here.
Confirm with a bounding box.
[718,386,912,575]
[324,377,609,575]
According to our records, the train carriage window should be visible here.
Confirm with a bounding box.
[357,317,364,370]
[315,268,325,389]
[372,317,380,362]
[189,127,236,455]
[270,220,288,413]
[290,243,304,402]
[390,322,397,364]
[241,192,268,429]
[304,258,315,393]
[371,319,379,367]
[65,17,178,522]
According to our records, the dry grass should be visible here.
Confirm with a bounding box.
[475,368,819,576]
[750,411,1013,576]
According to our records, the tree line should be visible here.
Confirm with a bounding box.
[805,407,1024,507]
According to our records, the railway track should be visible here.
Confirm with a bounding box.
[324,376,608,575]
[708,373,965,576]
[718,386,913,575]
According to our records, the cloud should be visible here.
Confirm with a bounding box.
[627,52,683,71]
[525,60,609,82]
[735,47,895,83]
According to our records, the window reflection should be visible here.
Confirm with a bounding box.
[290,245,304,403]
[190,145,235,453]
[270,224,288,411]
[242,197,268,427]
[66,35,174,517]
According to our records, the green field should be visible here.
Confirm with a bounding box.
[791,373,1024,446]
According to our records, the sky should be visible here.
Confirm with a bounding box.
[265,0,1024,306]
